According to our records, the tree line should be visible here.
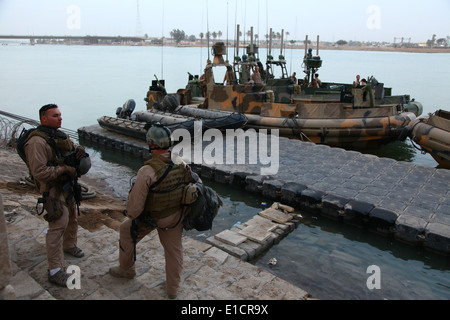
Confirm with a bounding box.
[168,28,294,45]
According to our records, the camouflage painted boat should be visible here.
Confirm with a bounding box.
[146,39,422,148]
[409,109,450,168]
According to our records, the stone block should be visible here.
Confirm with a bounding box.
[244,215,278,232]
[214,230,247,247]
[205,236,248,261]
[258,208,292,224]
[238,224,273,244]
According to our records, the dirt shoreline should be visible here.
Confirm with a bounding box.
[149,43,450,54]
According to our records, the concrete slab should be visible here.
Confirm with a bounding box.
[244,215,279,232]
[258,207,293,224]
[238,224,273,244]
[214,229,247,247]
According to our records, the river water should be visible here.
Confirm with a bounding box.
[1,43,449,300]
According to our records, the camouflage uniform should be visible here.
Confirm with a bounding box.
[24,130,79,272]
[116,153,189,298]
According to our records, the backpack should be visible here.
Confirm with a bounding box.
[16,127,37,163]
[181,174,223,232]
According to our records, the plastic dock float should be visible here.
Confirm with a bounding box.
[78,124,450,256]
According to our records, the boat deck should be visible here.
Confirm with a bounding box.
[78,124,450,256]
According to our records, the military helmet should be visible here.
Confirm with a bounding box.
[78,156,91,176]
[146,123,172,149]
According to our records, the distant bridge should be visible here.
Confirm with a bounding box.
[0,35,145,45]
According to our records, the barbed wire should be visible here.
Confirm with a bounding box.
[0,111,78,149]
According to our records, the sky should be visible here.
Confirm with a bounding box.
[0,0,449,43]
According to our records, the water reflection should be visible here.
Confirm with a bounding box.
[346,139,443,169]
[254,212,450,300]
[80,140,450,300]
[347,140,416,163]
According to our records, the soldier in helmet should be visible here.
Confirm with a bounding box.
[109,124,191,299]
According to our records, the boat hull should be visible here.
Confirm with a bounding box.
[244,112,415,148]
[174,104,416,148]
[410,111,450,168]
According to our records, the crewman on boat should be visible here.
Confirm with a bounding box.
[314,73,322,87]
[353,74,361,87]
[223,65,236,85]
[308,78,319,88]
[199,69,207,97]
[250,66,262,84]
[290,72,297,84]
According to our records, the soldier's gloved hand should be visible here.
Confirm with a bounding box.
[75,145,86,160]
[63,165,77,179]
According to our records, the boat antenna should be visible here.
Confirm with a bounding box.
[234,0,238,59]
[207,0,210,62]
[200,2,204,74]
[161,0,165,78]
[266,0,269,60]
[236,24,240,58]
[269,27,272,57]
[257,0,260,46]
[316,35,320,56]
[226,0,229,59]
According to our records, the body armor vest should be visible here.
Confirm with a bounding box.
[142,155,188,220]
[26,127,76,199]
[27,127,75,166]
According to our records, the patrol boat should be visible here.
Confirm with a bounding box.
[409,109,450,169]
[186,27,422,117]
[149,38,419,148]
[97,98,248,141]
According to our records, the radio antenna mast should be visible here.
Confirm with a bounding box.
[135,0,143,37]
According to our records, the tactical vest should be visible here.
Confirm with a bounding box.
[26,126,76,197]
[142,155,188,220]
[26,127,75,165]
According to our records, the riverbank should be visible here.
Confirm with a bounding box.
[2,39,449,54]
[0,146,311,300]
